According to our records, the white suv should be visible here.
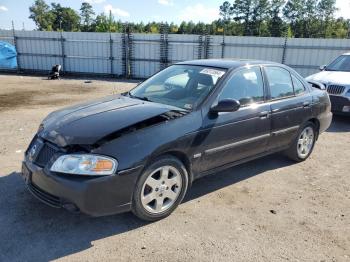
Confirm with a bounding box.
[306,53,350,115]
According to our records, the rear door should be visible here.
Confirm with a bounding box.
[196,66,271,173]
[263,66,313,150]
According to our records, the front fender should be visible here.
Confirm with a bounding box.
[92,111,202,172]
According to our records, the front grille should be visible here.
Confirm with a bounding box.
[34,142,58,167]
[327,85,345,95]
[27,182,61,208]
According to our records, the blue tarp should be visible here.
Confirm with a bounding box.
[0,41,17,69]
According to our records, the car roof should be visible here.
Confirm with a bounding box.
[176,59,280,69]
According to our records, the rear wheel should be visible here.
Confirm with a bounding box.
[285,122,317,162]
[132,156,189,221]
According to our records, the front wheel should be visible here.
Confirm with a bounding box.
[132,156,189,221]
[285,122,317,162]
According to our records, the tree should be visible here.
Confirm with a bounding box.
[92,13,109,32]
[219,1,234,34]
[317,0,337,37]
[250,0,270,35]
[232,0,252,35]
[219,1,234,23]
[80,2,95,31]
[29,0,54,30]
[178,21,188,34]
[231,0,270,36]
[283,0,304,37]
[50,3,81,31]
[283,0,320,37]
[267,0,286,36]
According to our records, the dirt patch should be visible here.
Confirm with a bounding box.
[0,79,98,111]
[0,75,134,112]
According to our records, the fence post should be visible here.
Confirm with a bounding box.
[160,23,169,70]
[12,21,20,72]
[204,31,211,59]
[197,35,203,59]
[221,32,225,58]
[60,32,66,73]
[122,24,132,78]
[109,32,114,76]
[281,35,288,64]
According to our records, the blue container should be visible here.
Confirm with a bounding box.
[0,41,17,69]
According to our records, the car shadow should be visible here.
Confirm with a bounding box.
[184,153,292,203]
[0,153,293,261]
[326,115,350,132]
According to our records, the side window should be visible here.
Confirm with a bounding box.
[219,67,264,107]
[291,74,305,95]
[265,67,294,99]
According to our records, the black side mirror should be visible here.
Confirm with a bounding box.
[319,65,326,71]
[210,99,240,113]
[307,80,326,90]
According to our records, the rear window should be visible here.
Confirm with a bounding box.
[265,67,294,99]
[291,74,305,95]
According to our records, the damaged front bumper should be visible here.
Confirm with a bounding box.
[21,157,142,217]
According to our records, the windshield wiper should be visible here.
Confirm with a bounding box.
[128,92,151,102]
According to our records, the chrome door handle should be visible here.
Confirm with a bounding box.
[303,101,311,108]
[259,111,269,118]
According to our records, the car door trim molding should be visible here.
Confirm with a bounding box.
[272,125,299,136]
[204,133,271,155]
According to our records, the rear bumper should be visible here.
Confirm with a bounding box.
[21,159,142,217]
[329,95,350,116]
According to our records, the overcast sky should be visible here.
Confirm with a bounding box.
[0,0,349,30]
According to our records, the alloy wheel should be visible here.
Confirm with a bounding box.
[141,166,182,214]
[297,126,314,158]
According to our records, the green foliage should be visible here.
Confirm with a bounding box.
[267,0,286,36]
[219,1,234,23]
[50,3,80,31]
[80,2,95,32]
[29,0,54,31]
[28,0,350,38]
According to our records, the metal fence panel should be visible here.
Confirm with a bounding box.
[221,36,286,63]
[111,33,123,76]
[0,30,14,45]
[169,34,201,62]
[1,30,350,78]
[132,34,161,78]
[62,32,110,74]
[284,37,350,76]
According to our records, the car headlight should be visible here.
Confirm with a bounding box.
[50,154,118,176]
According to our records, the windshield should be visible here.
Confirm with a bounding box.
[326,55,350,72]
[129,65,226,110]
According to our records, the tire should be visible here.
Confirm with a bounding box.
[285,121,317,162]
[132,155,189,221]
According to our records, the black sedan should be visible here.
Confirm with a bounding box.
[21,59,332,221]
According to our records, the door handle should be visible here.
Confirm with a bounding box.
[259,111,270,118]
[303,101,311,108]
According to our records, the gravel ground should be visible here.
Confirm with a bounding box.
[0,74,349,262]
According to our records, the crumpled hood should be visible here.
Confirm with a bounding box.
[306,71,350,86]
[39,94,181,147]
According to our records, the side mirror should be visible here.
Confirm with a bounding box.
[210,99,240,113]
[319,65,326,71]
[307,80,326,90]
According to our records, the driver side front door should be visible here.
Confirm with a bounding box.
[195,66,271,173]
